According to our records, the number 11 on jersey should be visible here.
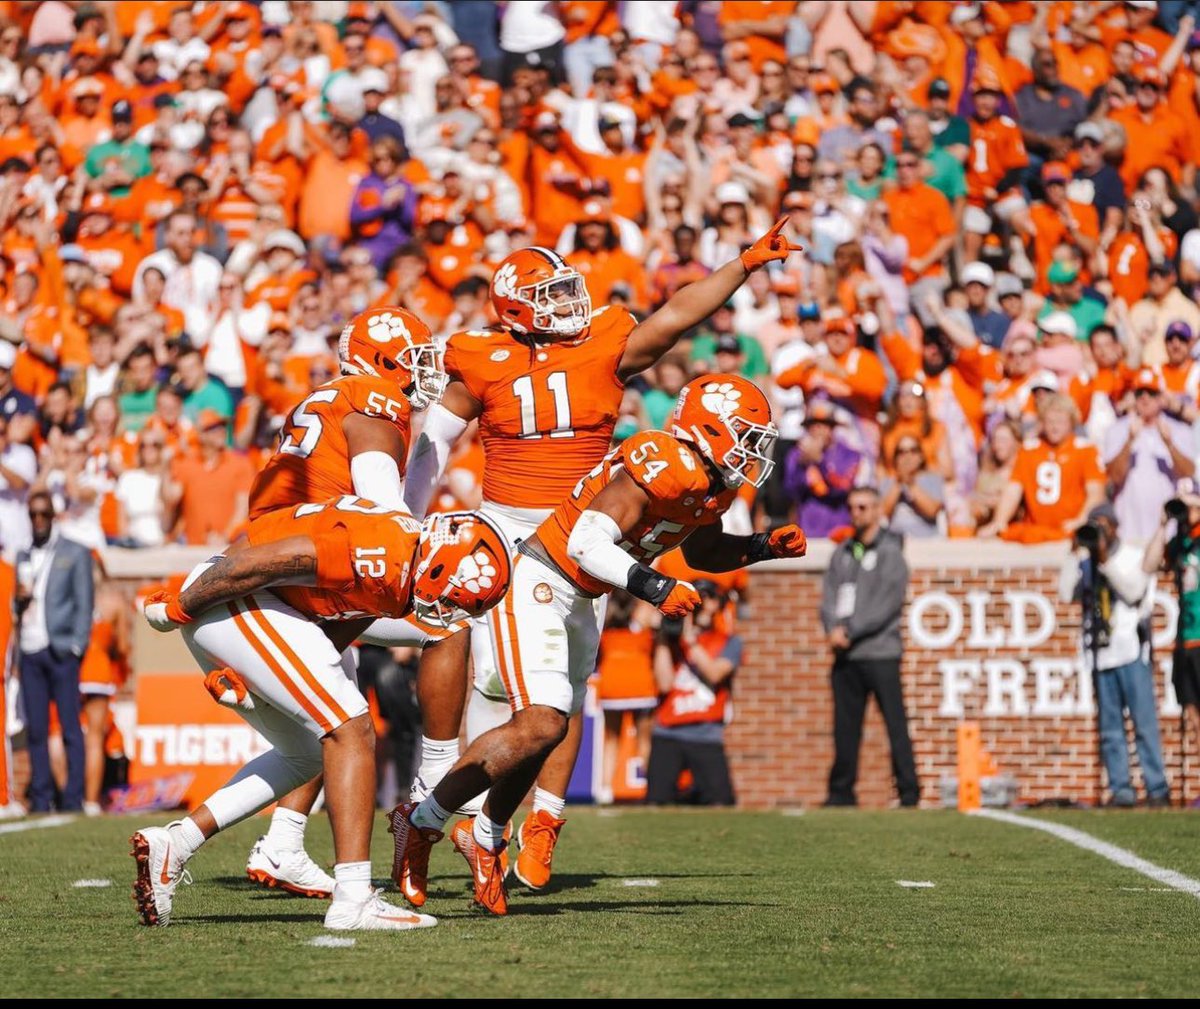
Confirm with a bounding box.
[512,371,574,439]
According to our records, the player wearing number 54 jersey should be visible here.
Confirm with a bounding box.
[977,393,1106,543]
[392,376,808,915]
[131,499,511,932]
[392,222,804,896]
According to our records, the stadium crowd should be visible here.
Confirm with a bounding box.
[6,0,1200,809]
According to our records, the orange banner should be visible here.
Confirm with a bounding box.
[130,672,270,809]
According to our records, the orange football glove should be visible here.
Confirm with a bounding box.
[659,580,702,619]
[143,589,193,631]
[740,216,805,272]
[768,525,808,558]
[204,668,256,711]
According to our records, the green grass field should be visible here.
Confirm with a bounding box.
[1,807,1197,998]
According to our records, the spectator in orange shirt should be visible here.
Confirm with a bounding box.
[1025,161,1099,294]
[1110,64,1193,194]
[59,78,110,165]
[881,151,955,292]
[526,111,587,247]
[963,69,1031,262]
[73,192,147,299]
[1106,198,1178,310]
[1052,10,1112,98]
[447,43,502,130]
[978,393,1107,543]
[245,230,316,312]
[777,317,888,434]
[566,202,647,313]
[1068,323,1134,436]
[163,409,253,545]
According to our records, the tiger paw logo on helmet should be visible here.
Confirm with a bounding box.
[366,311,411,343]
[492,263,518,300]
[700,381,743,418]
[452,551,498,594]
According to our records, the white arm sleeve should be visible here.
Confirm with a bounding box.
[567,509,637,589]
[350,451,405,512]
[403,403,470,520]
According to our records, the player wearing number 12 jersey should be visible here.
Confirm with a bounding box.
[977,393,1106,543]
[393,376,807,914]
[239,306,448,900]
[392,222,804,898]
[132,499,511,931]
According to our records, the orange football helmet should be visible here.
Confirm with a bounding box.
[490,246,591,338]
[412,511,512,628]
[338,306,446,409]
[672,375,778,488]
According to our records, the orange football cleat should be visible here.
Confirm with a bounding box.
[450,819,508,915]
[512,810,566,891]
[387,801,442,907]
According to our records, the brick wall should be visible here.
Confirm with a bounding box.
[728,541,1187,808]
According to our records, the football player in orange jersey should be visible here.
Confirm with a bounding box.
[133,499,511,932]
[391,376,808,915]
[977,393,1106,543]
[388,220,803,896]
[225,305,451,900]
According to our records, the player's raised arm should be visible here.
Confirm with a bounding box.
[403,380,480,520]
[143,536,319,630]
[565,468,700,617]
[616,217,803,380]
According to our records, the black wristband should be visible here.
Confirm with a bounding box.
[627,562,676,606]
[746,532,774,564]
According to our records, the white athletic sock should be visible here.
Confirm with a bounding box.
[412,795,451,832]
[169,817,206,860]
[420,736,460,766]
[332,861,372,902]
[531,787,566,820]
[265,807,308,853]
[473,812,507,852]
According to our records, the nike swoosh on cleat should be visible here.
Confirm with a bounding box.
[265,854,281,870]
[160,841,172,884]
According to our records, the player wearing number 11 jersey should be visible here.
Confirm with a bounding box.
[393,223,804,898]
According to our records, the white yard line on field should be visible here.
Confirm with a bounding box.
[0,814,75,835]
[974,809,1200,900]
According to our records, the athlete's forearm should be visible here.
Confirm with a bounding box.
[404,402,470,519]
[179,542,317,616]
[681,530,774,572]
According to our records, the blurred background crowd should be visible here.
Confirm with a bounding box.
[6,0,1200,811]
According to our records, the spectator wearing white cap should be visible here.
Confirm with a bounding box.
[962,261,1010,349]
[1104,367,1196,544]
[1035,310,1086,389]
[698,181,756,269]
[358,67,407,149]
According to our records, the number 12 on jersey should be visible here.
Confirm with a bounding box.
[512,371,573,440]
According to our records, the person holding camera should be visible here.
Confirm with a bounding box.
[820,485,918,807]
[646,580,740,807]
[1103,368,1195,545]
[1142,481,1200,780]
[1064,502,1170,807]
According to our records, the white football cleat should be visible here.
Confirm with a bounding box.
[130,822,191,927]
[324,888,438,931]
[411,772,485,817]
[246,836,334,899]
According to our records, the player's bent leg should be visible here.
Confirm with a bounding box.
[413,628,471,802]
[514,593,598,891]
[246,774,334,899]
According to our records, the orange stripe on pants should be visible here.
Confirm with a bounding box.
[244,599,351,726]
[228,601,333,733]
[501,578,531,710]
[490,606,522,714]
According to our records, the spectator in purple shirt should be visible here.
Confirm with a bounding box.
[349,136,417,272]
[783,401,870,538]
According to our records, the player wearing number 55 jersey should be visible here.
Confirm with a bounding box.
[393,376,808,915]
[977,393,1106,543]
[131,499,511,932]
[393,222,803,896]
[235,306,451,903]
